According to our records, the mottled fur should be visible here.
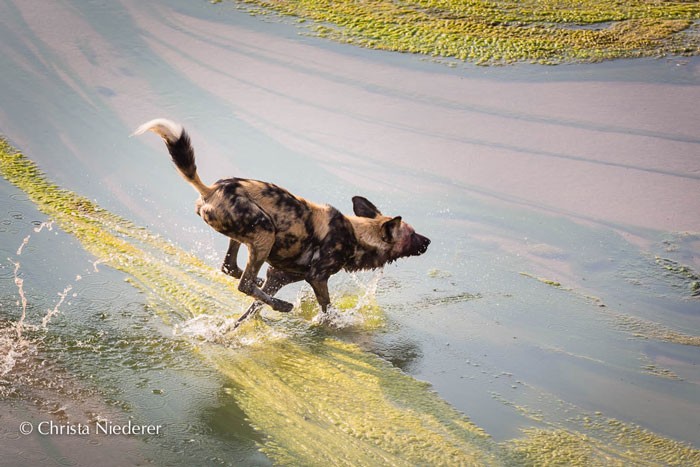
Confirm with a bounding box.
[134,118,430,325]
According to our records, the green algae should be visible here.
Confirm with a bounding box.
[612,312,700,347]
[509,422,700,466]
[578,416,700,466]
[508,429,600,466]
[587,291,700,347]
[654,256,700,297]
[2,138,699,464]
[504,406,700,466]
[212,338,502,465]
[517,267,700,347]
[519,271,563,288]
[642,363,681,380]
[494,381,700,466]
[416,291,483,308]
[231,0,700,64]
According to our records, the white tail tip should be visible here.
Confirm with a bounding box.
[131,118,183,143]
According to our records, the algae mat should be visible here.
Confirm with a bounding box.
[2,139,699,465]
[232,0,700,64]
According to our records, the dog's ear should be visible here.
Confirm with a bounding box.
[381,216,402,242]
[352,196,382,218]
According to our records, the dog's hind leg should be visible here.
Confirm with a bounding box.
[231,268,303,330]
[221,238,243,277]
[238,237,295,313]
[221,238,263,286]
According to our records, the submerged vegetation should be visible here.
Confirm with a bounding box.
[655,256,700,297]
[232,0,700,64]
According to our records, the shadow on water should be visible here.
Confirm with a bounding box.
[366,336,424,373]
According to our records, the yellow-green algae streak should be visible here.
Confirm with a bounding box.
[232,0,700,64]
[2,138,699,465]
[519,272,700,347]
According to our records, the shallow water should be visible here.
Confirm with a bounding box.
[1,0,699,465]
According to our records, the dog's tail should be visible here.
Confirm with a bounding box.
[132,118,213,196]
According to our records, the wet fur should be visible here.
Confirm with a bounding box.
[134,118,430,322]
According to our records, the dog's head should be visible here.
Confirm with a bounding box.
[350,196,430,264]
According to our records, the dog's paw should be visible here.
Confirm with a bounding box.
[221,264,243,279]
[273,299,294,313]
[221,267,264,286]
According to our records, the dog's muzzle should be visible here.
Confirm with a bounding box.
[410,233,431,256]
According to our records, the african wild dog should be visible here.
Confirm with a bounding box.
[134,118,430,327]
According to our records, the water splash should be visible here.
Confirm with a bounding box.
[92,257,109,273]
[0,322,34,389]
[9,260,27,340]
[15,220,53,255]
[16,235,30,256]
[41,284,73,329]
[310,304,367,328]
[0,327,26,378]
[300,270,386,330]
[174,313,288,348]
[1,259,29,377]
[33,219,54,233]
[2,223,82,377]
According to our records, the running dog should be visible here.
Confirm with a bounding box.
[134,119,430,327]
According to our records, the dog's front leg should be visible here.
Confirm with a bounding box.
[308,278,331,313]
